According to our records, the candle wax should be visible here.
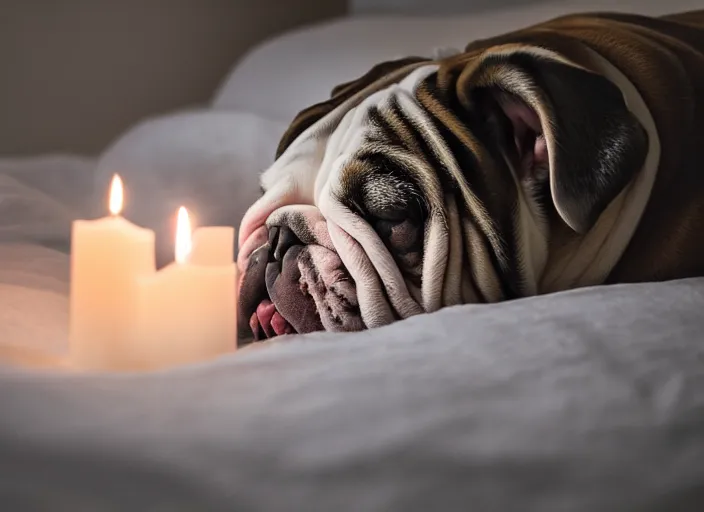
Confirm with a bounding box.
[191,227,235,266]
[69,215,155,370]
[127,262,237,370]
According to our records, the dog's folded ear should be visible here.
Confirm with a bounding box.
[276,56,430,158]
[462,48,649,233]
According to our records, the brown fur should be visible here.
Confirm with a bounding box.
[459,10,704,283]
[278,10,704,289]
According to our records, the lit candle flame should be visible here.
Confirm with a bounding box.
[109,174,124,216]
[175,206,192,264]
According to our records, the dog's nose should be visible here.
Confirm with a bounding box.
[268,225,302,262]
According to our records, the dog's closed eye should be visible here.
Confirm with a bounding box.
[371,214,424,281]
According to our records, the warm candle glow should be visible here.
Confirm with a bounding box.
[109,174,124,216]
[70,179,156,370]
[175,206,192,264]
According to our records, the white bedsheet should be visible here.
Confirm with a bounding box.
[0,156,94,356]
[0,155,95,247]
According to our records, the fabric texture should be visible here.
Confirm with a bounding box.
[0,155,95,251]
[2,278,704,511]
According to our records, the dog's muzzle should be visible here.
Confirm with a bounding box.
[238,223,364,344]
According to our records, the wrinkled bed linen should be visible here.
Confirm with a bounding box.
[1,278,704,511]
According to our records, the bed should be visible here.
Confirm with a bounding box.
[2,0,704,509]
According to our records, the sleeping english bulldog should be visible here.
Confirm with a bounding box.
[237,10,704,344]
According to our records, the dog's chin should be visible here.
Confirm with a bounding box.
[238,242,364,344]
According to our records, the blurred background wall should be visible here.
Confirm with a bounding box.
[0,0,346,156]
[1,0,554,156]
[349,0,547,14]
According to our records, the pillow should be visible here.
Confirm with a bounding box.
[95,109,289,266]
[212,0,704,122]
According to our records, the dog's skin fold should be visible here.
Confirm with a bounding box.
[237,10,704,344]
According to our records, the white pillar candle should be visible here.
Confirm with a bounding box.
[127,207,237,370]
[69,174,156,370]
[191,226,235,266]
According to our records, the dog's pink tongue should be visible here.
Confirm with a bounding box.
[271,311,294,335]
[256,300,277,338]
[254,299,294,339]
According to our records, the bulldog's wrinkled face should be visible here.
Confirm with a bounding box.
[237,46,648,344]
[238,206,365,339]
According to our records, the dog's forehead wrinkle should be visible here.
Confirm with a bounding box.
[259,66,440,216]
